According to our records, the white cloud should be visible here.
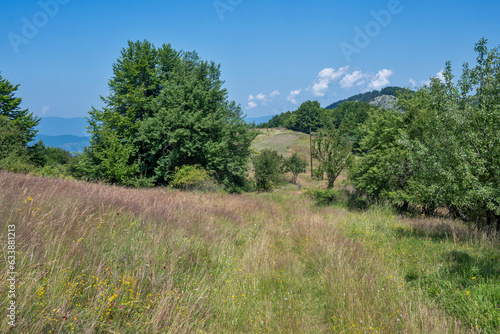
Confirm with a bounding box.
[245,90,280,109]
[256,93,266,101]
[287,89,302,104]
[246,101,258,109]
[436,69,445,83]
[420,69,446,87]
[340,70,367,89]
[409,78,417,87]
[41,104,50,115]
[312,66,349,97]
[367,69,393,91]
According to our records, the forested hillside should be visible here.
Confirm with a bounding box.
[325,86,409,109]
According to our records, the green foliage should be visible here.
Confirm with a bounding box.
[286,100,326,133]
[43,146,73,166]
[0,72,40,145]
[258,111,292,128]
[0,153,35,174]
[34,164,74,179]
[0,115,35,173]
[349,108,410,201]
[327,101,378,150]
[305,187,340,205]
[0,115,26,160]
[171,165,221,192]
[27,140,48,167]
[350,39,500,229]
[396,39,500,227]
[252,148,285,191]
[311,126,353,188]
[283,153,308,184]
[82,40,255,192]
[77,129,140,186]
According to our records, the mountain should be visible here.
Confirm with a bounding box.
[325,86,409,110]
[36,116,89,136]
[34,117,90,152]
[245,115,274,125]
[34,134,90,153]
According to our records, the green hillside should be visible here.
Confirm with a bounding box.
[325,86,409,109]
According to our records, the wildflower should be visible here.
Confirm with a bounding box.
[466,291,470,295]
[120,305,124,308]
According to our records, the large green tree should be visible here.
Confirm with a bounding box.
[287,100,326,133]
[80,41,255,191]
[0,73,39,145]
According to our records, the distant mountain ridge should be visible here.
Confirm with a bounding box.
[325,86,408,110]
[34,134,90,153]
[245,115,274,125]
[36,116,88,136]
[33,117,90,152]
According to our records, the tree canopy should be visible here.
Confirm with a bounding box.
[79,40,255,192]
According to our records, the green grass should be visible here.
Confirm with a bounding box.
[326,207,500,333]
[1,171,498,333]
[251,128,330,188]
[251,128,306,157]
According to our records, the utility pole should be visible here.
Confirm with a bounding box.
[310,128,313,179]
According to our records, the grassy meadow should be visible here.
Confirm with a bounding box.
[1,169,499,333]
[0,129,498,333]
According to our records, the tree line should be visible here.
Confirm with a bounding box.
[1,38,498,229]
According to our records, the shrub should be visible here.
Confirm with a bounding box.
[283,153,308,184]
[252,149,285,192]
[305,188,340,206]
[34,164,73,179]
[171,165,220,192]
[0,153,35,174]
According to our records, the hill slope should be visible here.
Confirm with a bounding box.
[325,86,408,109]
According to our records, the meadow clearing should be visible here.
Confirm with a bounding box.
[1,169,499,333]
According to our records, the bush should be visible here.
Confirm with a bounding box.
[305,188,340,206]
[252,149,285,192]
[0,153,35,174]
[346,192,370,211]
[34,164,73,179]
[171,165,221,192]
[283,153,308,184]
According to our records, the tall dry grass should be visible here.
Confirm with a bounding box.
[0,171,483,333]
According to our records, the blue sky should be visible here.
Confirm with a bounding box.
[1,0,499,119]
